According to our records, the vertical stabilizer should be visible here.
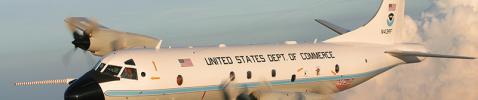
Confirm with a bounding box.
[324,0,405,44]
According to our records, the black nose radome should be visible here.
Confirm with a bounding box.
[65,71,104,100]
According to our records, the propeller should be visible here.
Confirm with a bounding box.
[65,18,102,51]
[68,26,89,50]
[14,18,101,86]
[62,48,77,78]
[84,18,100,35]
[82,51,97,68]
[220,80,266,100]
[64,19,98,74]
[61,19,100,82]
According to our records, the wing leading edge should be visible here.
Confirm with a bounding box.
[315,19,350,35]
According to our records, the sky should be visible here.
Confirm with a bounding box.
[0,0,449,100]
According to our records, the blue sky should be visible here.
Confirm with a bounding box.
[0,0,430,99]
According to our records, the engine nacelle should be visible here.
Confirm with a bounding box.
[65,17,160,57]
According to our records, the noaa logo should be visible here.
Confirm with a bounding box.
[387,13,395,26]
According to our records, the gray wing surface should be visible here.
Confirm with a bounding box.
[315,19,350,35]
[385,50,475,59]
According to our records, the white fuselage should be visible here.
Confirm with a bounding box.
[94,43,407,100]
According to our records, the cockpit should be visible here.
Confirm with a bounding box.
[94,59,138,80]
[65,55,144,100]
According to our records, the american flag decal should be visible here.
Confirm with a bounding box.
[336,78,354,91]
[178,58,194,67]
[389,4,396,11]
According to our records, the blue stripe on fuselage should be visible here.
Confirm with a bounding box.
[105,66,394,96]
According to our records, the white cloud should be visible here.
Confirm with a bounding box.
[336,0,478,99]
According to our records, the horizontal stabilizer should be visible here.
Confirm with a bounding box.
[385,50,475,59]
[315,19,350,35]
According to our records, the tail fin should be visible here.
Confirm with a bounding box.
[324,0,405,44]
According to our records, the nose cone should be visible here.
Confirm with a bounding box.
[65,71,105,100]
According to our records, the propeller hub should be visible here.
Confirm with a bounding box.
[71,39,90,51]
[71,31,90,51]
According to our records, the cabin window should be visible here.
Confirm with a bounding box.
[230,71,236,81]
[124,59,136,66]
[177,75,183,86]
[141,72,146,77]
[271,69,277,77]
[247,71,252,79]
[291,74,296,82]
[96,63,106,71]
[103,65,122,76]
[335,64,340,73]
[120,68,138,80]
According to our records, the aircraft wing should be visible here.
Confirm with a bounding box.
[315,19,350,35]
[65,17,161,57]
[385,50,475,59]
[65,17,108,32]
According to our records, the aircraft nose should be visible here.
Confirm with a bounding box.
[65,71,105,100]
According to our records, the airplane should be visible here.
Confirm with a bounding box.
[14,0,475,100]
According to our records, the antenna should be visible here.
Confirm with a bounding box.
[155,40,163,50]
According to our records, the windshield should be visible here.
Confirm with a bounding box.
[103,65,122,76]
[92,59,104,70]
[96,63,106,71]
[120,67,138,80]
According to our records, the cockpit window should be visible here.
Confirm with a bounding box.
[103,65,122,76]
[96,63,106,71]
[124,59,136,66]
[120,68,138,80]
